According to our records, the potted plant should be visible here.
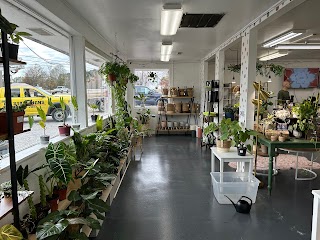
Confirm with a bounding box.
[223,105,235,121]
[128,72,139,84]
[203,122,218,145]
[0,180,12,198]
[88,103,99,122]
[71,96,80,130]
[98,61,121,83]
[57,97,71,136]
[45,142,74,202]
[233,127,255,156]
[216,118,241,152]
[0,12,32,60]
[0,100,30,135]
[36,106,50,144]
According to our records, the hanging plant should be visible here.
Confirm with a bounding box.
[227,62,285,77]
[147,71,158,83]
[227,64,241,73]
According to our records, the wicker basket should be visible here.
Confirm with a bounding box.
[216,140,232,152]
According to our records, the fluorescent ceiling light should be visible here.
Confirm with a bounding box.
[161,43,173,55]
[275,44,320,50]
[259,51,288,61]
[161,55,170,62]
[263,30,305,48]
[290,33,315,43]
[161,4,183,36]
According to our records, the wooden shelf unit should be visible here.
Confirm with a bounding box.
[0,191,33,220]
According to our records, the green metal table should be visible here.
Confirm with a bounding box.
[257,134,320,195]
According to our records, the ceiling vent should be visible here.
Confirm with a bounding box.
[180,13,225,28]
[27,28,54,36]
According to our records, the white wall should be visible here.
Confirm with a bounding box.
[128,61,201,131]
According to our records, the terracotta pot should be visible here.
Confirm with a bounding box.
[58,125,71,136]
[0,111,24,135]
[108,74,116,82]
[46,194,59,212]
[53,186,67,201]
[161,121,167,128]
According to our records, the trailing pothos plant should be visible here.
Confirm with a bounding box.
[227,62,285,77]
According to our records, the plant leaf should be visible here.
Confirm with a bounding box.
[80,191,99,200]
[36,219,68,240]
[86,198,110,213]
[68,190,81,202]
[0,224,23,240]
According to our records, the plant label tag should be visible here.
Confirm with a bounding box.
[17,116,24,123]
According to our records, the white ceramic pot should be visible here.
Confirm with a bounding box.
[293,130,302,138]
[167,121,173,128]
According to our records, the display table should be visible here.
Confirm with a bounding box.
[257,133,320,195]
[211,147,254,174]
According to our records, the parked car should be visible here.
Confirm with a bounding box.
[0,83,71,122]
[52,86,70,94]
[134,86,163,106]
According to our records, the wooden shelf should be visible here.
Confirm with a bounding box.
[161,96,193,99]
[0,191,33,220]
[159,113,197,116]
[0,57,26,65]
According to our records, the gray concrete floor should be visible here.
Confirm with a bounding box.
[97,136,320,240]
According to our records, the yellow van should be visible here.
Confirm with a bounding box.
[0,83,71,122]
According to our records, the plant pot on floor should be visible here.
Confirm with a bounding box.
[1,43,19,60]
[216,139,232,152]
[53,186,67,201]
[46,194,59,212]
[91,115,98,122]
[40,135,50,144]
[237,146,247,156]
[58,125,71,136]
[0,111,24,135]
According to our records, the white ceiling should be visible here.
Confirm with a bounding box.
[64,0,280,62]
[224,0,320,61]
[2,0,319,64]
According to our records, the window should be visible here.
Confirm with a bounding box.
[134,69,169,107]
[0,38,72,156]
[85,50,112,125]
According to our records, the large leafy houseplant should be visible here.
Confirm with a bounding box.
[216,118,242,151]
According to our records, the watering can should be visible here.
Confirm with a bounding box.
[225,195,252,214]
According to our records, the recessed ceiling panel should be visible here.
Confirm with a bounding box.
[180,14,225,28]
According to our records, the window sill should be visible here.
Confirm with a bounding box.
[0,125,95,174]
